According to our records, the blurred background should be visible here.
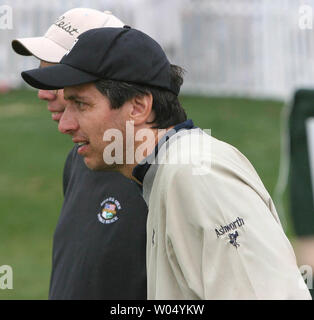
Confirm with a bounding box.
[1,0,314,299]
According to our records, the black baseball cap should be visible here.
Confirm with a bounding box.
[21,26,180,95]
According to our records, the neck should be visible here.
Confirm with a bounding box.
[119,164,142,185]
[119,125,175,182]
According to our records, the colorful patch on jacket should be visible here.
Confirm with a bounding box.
[97,197,122,224]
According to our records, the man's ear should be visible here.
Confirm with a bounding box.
[129,94,154,126]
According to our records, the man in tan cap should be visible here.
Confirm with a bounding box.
[12,8,147,300]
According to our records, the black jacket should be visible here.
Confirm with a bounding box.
[49,146,147,300]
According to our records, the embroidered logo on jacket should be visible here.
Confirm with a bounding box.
[215,217,244,248]
[228,231,240,248]
[215,217,245,238]
[97,197,121,224]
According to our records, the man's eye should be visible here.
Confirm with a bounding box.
[74,101,86,109]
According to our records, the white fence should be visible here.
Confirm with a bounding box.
[1,0,314,100]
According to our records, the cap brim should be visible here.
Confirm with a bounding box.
[21,64,99,90]
[12,37,67,63]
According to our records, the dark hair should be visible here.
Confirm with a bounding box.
[94,64,187,129]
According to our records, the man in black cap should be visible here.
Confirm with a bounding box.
[21,26,311,299]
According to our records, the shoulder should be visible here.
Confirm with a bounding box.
[63,145,78,175]
[158,129,259,184]
[154,130,271,219]
[65,145,77,163]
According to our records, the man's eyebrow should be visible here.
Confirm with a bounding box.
[64,95,76,101]
[64,94,89,102]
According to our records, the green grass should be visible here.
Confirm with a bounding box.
[0,90,285,299]
[0,90,72,299]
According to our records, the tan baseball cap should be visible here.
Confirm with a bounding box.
[12,8,124,63]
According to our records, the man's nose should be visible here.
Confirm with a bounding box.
[38,89,57,101]
[58,108,79,134]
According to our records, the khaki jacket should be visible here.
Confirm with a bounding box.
[142,129,311,299]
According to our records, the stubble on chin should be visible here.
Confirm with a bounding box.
[84,157,121,172]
